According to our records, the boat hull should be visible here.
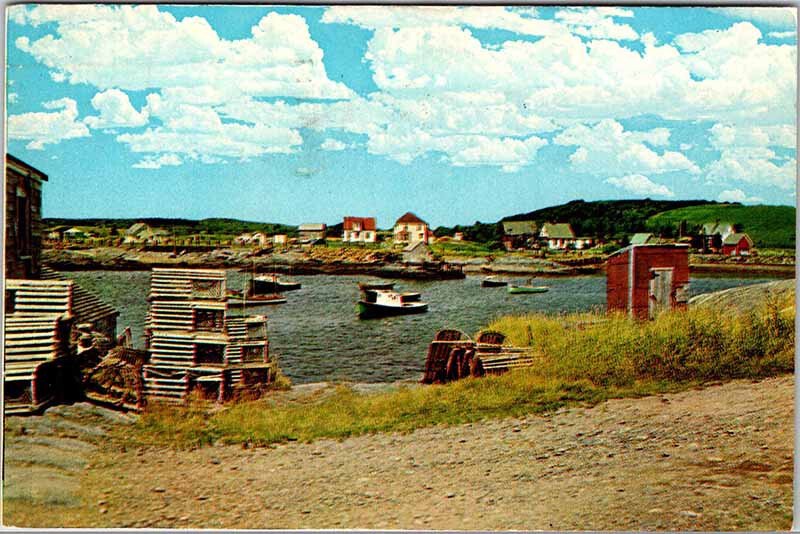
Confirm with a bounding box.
[507,286,549,294]
[358,300,428,319]
[482,279,508,287]
[252,278,301,293]
[227,294,287,306]
[358,282,395,291]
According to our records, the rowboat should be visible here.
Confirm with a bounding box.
[358,289,428,319]
[358,281,395,291]
[252,274,301,293]
[507,284,549,294]
[481,276,508,287]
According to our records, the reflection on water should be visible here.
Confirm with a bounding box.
[69,271,777,384]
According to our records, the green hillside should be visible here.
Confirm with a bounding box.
[43,217,299,237]
[646,204,796,249]
[501,199,716,239]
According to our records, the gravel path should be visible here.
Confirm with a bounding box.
[61,375,795,530]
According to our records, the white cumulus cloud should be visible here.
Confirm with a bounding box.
[554,119,699,177]
[133,153,183,169]
[84,89,149,129]
[7,97,90,149]
[606,174,675,197]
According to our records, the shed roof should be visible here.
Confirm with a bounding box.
[298,223,326,231]
[607,243,690,259]
[630,233,654,245]
[502,220,538,236]
[703,221,734,235]
[722,232,753,246]
[6,153,48,182]
[542,223,575,239]
[126,222,151,236]
[395,212,427,225]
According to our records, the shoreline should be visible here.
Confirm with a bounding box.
[43,247,795,278]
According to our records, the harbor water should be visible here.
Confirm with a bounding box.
[69,271,779,384]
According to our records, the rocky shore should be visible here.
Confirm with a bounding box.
[43,246,793,278]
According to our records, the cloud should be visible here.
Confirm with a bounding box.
[320,138,348,151]
[84,89,148,129]
[706,123,797,190]
[606,174,675,197]
[7,97,90,149]
[13,6,353,100]
[133,153,183,169]
[554,119,699,177]
[322,6,638,41]
[717,188,763,203]
[769,31,797,39]
[716,7,796,29]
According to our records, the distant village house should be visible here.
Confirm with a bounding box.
[701,221,735,253]
[343,216,377,243]
[298,223,327,243]
[722,233,754,256]
[630,233,656,245]
[540,223,576,250]
[394,212,430,244]
[273,234,288,246]
[501,220,538,250]
[124,222,169,244]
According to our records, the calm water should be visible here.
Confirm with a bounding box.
[70,271,779,384]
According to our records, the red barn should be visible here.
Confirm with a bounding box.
[606,244,690,320]
[721,233,754,256]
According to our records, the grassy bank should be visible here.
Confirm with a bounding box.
[126,286,794,450]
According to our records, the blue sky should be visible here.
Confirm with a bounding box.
[6,5,797,228]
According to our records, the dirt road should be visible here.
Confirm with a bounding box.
[6,374,791,530]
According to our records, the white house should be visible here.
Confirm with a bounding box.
[393,212,429,244]
[343,216,377,243]
[540,223,576,249]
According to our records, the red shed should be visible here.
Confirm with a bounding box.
[606,244,690,319]
[721,233,753,256]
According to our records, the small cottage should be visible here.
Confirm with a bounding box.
[701,221,735,253]
[540,223,576,249]
[298,223,326,243]
[722,233,754,256]
[343,217,377,243]
[402,241,434,264]
[272,234,288,246]
[606,244,690,320]
[394,212,429,244]
[501,220,538,250]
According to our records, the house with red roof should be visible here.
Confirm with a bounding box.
[393,212,430,244]
[343,216,377,243]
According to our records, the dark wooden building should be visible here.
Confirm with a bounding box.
[6,154,48,279]
[606,244,690,320]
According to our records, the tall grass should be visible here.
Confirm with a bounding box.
[127,290,794,449]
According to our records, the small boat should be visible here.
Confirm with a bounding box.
[358,281,395,291]
[358,289,428,319]
[481,276,508,288]
[252,274,301,293]
[507,284,549,294]
[227,290,287,306]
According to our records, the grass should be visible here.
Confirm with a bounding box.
[430,240,505,258]
[124,288,794,450]
[646,204,796,249]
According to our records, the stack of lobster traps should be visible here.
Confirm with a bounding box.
[143,268,276,403]
[421,329,538,384]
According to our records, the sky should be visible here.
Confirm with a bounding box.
[5,5,798,228]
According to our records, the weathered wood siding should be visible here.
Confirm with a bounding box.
[607,244,690,319]
[5,155,48,279]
